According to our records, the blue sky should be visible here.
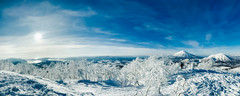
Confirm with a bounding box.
[1,0,240,58]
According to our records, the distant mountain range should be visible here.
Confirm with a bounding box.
[2,51,239,66]
[173,50,234,62]
[204,53,232,62]
[173,51,195,58]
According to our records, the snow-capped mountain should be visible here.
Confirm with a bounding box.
[173,51,195,58]
[204,53,232,62]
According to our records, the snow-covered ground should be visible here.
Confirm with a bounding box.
[1,55,240,95]
[162,70,240,95]
[0,70,139,96]
[0,70,77,95]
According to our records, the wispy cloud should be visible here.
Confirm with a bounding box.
[165,36,173,40]
[182,40,200,48]
[3,1,97,33]
[0,44,177,59]
[110,39,126,42]
[61,7,96,17]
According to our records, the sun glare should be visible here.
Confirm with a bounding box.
[34,33,42,42]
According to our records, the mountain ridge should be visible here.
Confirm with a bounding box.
[173,50,195,58]
[204,53,232,62]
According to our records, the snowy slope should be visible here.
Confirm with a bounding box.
[0,71,84,95]
[162,69,240,95]
[2,69,240,96]
[0,70,138,96]
[173,51,195,58]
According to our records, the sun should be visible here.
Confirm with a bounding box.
[34,33,42,42]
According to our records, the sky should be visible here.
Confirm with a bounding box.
[1,0,240,58]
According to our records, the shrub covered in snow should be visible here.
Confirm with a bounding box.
[2,56,240,95]
[0,56,181,87]
[0,59,120,81]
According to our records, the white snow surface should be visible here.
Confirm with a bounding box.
[1,56,240,95]
[173,51,195,58]
[0,70,139,96]
[2,68,240,96]
[162,70,240,95]
[0,70,77,95]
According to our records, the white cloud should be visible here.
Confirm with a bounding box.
[1,31,240,59]
[110,39,126,42]
[165,36,173,40]
[2,41,240,59]
[1,2,101,44]
[61,7,96,17]
[3,1,96,34]
[3,2,59,17]
[91,28,117,35]
[182,40,200,47]
[0,44,177,59]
